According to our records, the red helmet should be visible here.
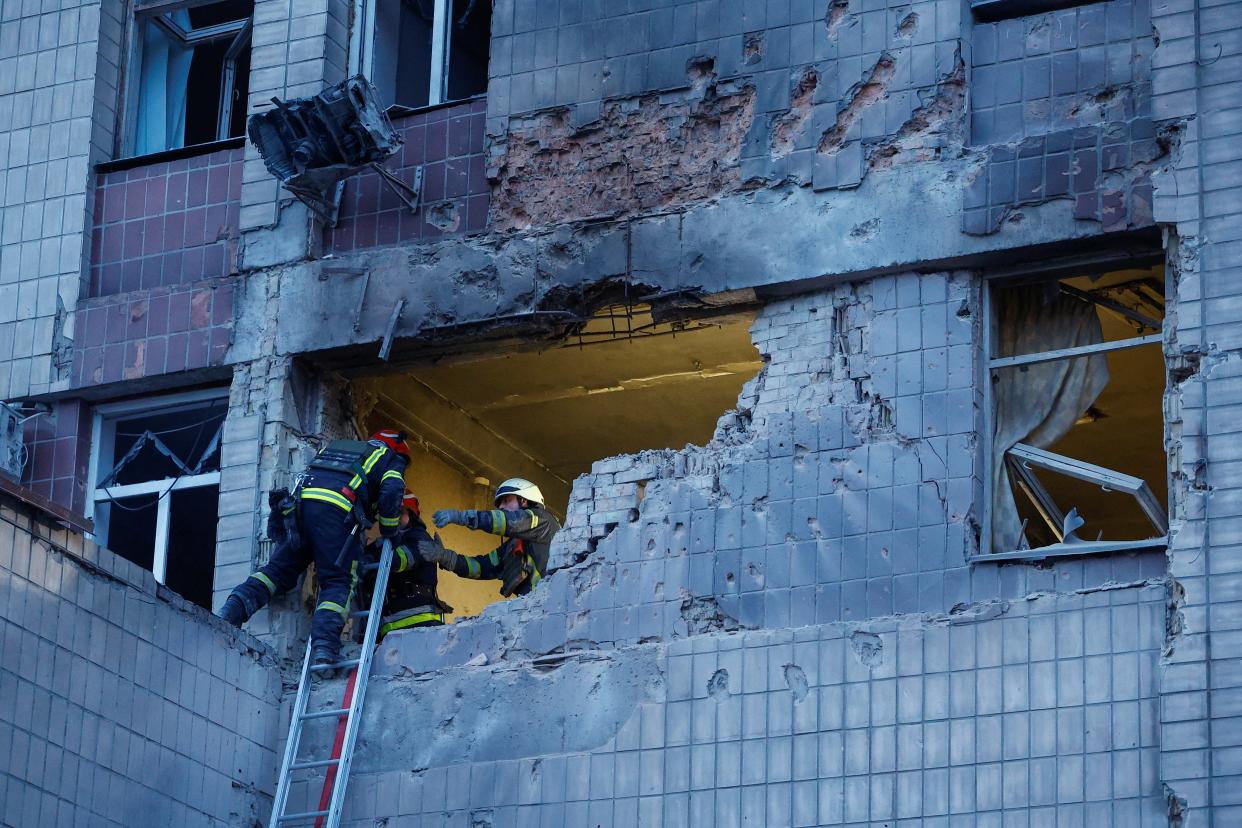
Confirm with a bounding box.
[369,429,409,458]
[402,489,421,517]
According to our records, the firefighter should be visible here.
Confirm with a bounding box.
[217,430,409,668]
[358,490,453,637]
[424,478,560,597]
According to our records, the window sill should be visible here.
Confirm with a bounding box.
[0,473,94,535]
[385,93,485,120]
[96,136,246,174]
[970,537,1167,563]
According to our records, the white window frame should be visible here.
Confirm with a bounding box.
[977,273,1169,562]
[84,387,227,584]
[350,0,455,107]
[122,0,254,157]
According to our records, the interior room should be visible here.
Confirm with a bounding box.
[352,304,763,618]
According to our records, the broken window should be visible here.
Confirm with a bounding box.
[127,0,253,156]
[984,265,1168,559]
[86,390,227,608]
[351,303,762,620]
[362,0,491,110]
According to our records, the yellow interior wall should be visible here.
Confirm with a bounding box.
[404,440,512,621]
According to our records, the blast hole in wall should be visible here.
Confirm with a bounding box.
[354,304,762,619]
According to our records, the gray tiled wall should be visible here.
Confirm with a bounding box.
[0,1,103,399]
[0,498,282,827]
[332,585,1168,827]
[1149,0,1242,822]
[489,0,965,192]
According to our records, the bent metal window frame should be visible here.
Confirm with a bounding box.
[83,387,227,585]
[978,270,1169,562]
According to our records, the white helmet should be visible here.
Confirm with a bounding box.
[494,477,544,507]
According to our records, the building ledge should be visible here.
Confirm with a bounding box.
[0,473,92,534]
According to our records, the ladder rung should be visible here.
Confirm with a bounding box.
[273,541,394,828]
[290,757,341,770]
[277,809,329,823]
[310,658,360,671]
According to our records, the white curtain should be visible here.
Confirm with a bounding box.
[134,13,193,155]
[991,284,1109,552]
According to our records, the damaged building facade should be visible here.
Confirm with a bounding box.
[1,0,1241,824]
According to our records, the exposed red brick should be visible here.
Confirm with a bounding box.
[869,57,966,170]
[490,72,755,230]
[819,54,896,157]
[771,68,820,159]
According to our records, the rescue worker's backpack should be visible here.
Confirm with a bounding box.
[307,439,374,478]
[307,439,380,524]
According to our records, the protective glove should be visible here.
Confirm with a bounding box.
[418,533,461,570]
[379,521,400,538]
[433,508,477,529]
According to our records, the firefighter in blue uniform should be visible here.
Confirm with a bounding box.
[358,489,453,637]
[217,430,409,667]
[424,478,560,597]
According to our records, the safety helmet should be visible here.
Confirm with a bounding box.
[402,489,421,517]
[494,477,544,508]
[369,429,410,458]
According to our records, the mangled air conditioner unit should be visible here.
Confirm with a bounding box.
[248,75,421,226]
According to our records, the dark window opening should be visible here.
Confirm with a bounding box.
[92,395,227,610]
[130,0,254,156]
[971,0,1099,23]
[446,0,491,102]
[98,494,158,572]
[393,3,435,109]
[108,406,225,486]
[372,0,490,110]
[165,487,220,609]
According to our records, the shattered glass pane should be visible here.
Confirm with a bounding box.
[108,404,226,485]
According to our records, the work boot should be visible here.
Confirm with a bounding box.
[311,641,341,677]
[218,595,248,628]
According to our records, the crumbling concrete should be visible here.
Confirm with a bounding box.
[4,0,1238,823]
[235,160,1128,369]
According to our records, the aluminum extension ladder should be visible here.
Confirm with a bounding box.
[268,539,393,827]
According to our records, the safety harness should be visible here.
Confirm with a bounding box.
[300,439,390,529]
